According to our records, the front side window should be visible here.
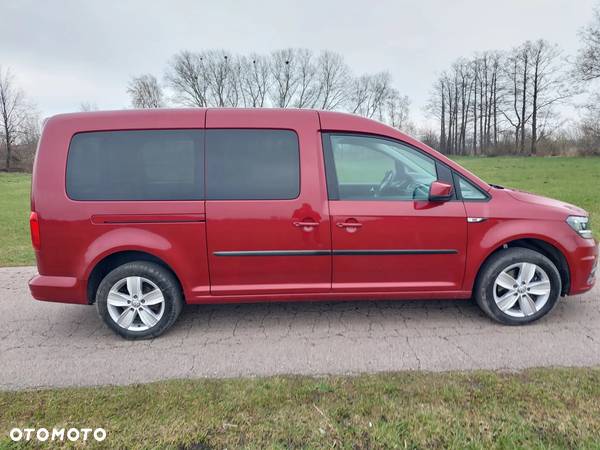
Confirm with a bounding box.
[66,130,204,201]
[325,134,438,201]
[206,129,300,200]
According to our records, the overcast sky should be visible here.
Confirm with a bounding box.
[1,0,596,124]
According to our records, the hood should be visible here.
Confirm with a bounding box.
[505,188,587,217]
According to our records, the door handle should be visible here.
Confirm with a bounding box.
[293,221,320,228]
[336,222,363,229]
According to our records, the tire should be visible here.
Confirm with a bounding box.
[474,247,561,325]
[96,261,184,339]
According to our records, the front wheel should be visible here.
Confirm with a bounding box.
[474,247,562,325]
[96,261,183,339]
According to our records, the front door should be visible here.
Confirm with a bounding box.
[205,110,331,295]
[323,133,467,293]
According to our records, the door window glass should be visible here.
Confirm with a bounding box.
[206,129,300,200]
[326,134,437,201]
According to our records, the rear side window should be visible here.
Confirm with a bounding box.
[66,130,204,201]
[206,129,300,200]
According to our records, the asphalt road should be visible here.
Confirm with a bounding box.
[1,266,599,390]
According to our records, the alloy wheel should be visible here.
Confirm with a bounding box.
[106,276,165,331]
[492,262,552,318]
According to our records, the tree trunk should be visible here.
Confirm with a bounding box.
[440,83,446,152]
[2,122,10,170]
[5,141,10,170]
[473,75,477,155]
[520,53,528,154]
[479,79,484,152]
[493,70,498,147]
[530,55,540,156]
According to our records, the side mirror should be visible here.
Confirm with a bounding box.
[429,181,453,202]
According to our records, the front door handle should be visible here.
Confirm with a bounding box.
[335,222,362,231]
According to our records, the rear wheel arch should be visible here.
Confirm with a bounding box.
[475,237,570,296]
[86,250,185,305]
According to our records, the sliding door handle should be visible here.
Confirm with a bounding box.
[293,221,320,228]
[293,220,320,232]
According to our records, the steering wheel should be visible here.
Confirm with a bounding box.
[376,169,396,196]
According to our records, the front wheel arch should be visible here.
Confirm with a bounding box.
[473,237,570,297]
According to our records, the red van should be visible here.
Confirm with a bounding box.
[29,108,597,339]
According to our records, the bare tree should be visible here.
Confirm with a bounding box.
[293,49,320,108]
[127,74,164,108]
[383,90,411,130]
[238,54,271,107]
[165,51,209,107]
[578,91,600,151]
[576,6,600,81]
[527,40,572,155]
[315,51,350,110]
[0,67,36,170]
[269,49,301,107]
[501,48,525,152]
[349,72,392,119]
[204,50,237,107]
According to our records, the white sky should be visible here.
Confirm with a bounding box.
[1,0,596,125]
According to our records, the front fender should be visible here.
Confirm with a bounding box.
[463,218,574,292]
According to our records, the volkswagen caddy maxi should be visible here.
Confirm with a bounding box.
[29,108,598,339]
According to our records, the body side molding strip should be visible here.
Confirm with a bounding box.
[214,249,458,257]
[213,250,330,257]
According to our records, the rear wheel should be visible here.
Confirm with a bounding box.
[474,247,561,325]
[96,261,183,339]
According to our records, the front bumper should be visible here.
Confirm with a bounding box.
[569,238,598,295]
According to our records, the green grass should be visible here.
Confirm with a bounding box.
[2,368,600,449]
[0,157,598,267]
[0,173,32,266]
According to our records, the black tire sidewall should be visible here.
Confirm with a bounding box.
[96,261,183,339]
[475,248,561,325]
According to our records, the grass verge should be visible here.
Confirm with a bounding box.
[0,173,32,266]
[1,368,600,449]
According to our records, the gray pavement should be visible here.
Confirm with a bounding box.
[0,266,598,390]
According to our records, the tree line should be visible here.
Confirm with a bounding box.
[127,48,412,131]
[427,40,573,156]
[427,6,600,157]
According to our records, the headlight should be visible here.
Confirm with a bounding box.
[566,216,593,239]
